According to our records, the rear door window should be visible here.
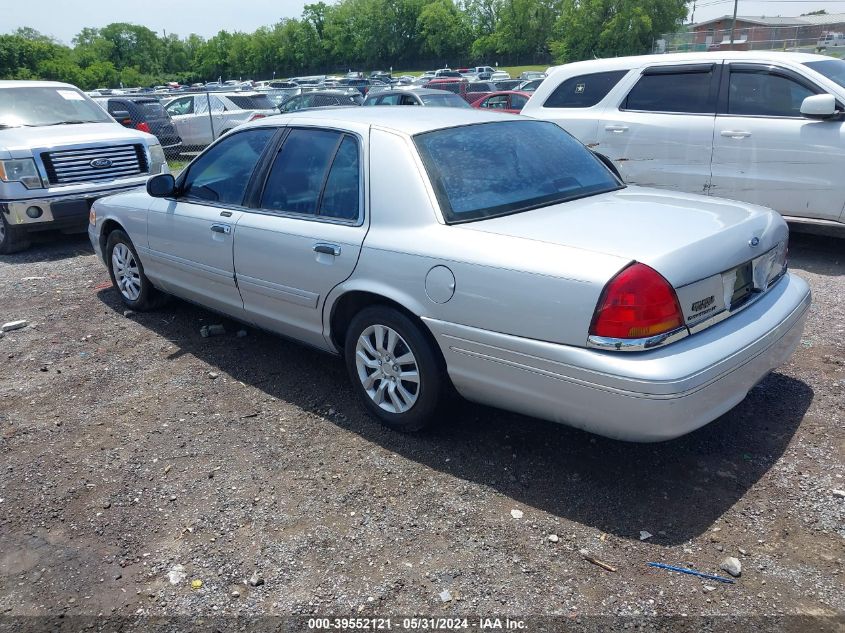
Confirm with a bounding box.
[259,129,342,216]
[623,66,717,113]
[543,70,628,108]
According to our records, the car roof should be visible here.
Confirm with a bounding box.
[251,106,523,136]
[547,50,834,75]
[369,88,459,97]
[0,80,79,89]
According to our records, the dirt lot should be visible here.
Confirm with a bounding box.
[0,230,843,628]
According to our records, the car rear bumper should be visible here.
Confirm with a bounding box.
[1,184,146,233]
[423,272,811,442]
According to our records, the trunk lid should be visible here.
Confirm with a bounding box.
[458,186,788,288]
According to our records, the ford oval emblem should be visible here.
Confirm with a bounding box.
[749,237,760,247]
[90,158,113,169]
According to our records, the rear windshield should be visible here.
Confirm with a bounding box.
[804,59,845,89]
[414,120,621,223]
[140,101,167,117]
[419,93,470,108]
[0,87,113,127]
[227,95,276,110]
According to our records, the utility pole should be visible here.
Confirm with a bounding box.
[728,0,739,46]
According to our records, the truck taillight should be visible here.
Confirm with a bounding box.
[248,113,266,122]
[135,122,151,133]
[590,263,684,339]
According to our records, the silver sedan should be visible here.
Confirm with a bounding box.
[88,109,811,441]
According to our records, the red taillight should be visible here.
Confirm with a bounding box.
[135,122,151,133]
[248,113,266,121]
[590,263,684,339]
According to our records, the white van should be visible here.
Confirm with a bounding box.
[818,32,845,49]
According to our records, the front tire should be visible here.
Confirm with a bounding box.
[106,230,166,310]
[0,213,31,254]
[345,306,444,432]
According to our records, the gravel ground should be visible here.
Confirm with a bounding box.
[0,230,842,628]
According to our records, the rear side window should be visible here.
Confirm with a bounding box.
[624,67,716,113]
[544,70,628,108]
[430,83,461,94]
[259,129,361,221]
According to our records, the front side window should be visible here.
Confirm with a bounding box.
[624,67,716,113]
[166,97,194,116]
[259,129,360,221]
[727,70,816,117]
[482,95,509,109]
[510,94,528,110]
[415,120,621,223]
[544,70,628,108]
[0,87,113,127]
[377,94,401,105]
[181,128,275,205]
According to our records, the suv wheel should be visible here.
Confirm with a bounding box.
[0,212,31,254]
[106,229,167,310]
[345,306,444,432]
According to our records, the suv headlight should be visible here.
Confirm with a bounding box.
[0,158,44,189]
[148,144,168,174]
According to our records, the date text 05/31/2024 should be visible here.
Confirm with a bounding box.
[307,617,527,630]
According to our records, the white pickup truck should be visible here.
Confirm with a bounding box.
[523,51,845,231]
[0,80,167,253]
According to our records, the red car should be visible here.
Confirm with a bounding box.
[423,79,495,103]
[470,91,531,114]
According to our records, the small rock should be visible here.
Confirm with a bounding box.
[832,489,845,498]
[510,509,524,519]
[639,531,653,541]
[716,544,724,552]
[438,589,452,603]
[113,573,122,580]
[166,565,186,586]
[703,585,716,593]
[200,324,226,338]
[720,556,742,577]
[548,534,559,543]
[123,310,135,317]
[208,372,219,380]
[231,590,240,598]
[2,320,27,332]
[102,501,111,509]
[738,548,748,556]
[248,572,264,587]
[169,495,177,502]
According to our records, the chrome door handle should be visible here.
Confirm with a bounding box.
[720,130,751,139]
[605,124,629,133]
[210,224,231,234]
[313,243,341,256]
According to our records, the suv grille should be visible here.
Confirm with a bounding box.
[41,145,148,185]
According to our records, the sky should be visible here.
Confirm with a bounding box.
[5,0,845,43]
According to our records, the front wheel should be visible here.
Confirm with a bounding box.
[345,306,444,432]
[106,229,167,310]
[0,213,31,254]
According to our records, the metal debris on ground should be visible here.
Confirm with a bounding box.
[647,562,735,584]
[200,324,226,338]
[2,320,27,332]
[579,549,617,573]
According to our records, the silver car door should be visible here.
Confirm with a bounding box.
[234,128,368,349]
[710,63,845,222]
[145,127,278,318]
[598,63,718,193]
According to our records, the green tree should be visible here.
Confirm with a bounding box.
[418,0,471,60]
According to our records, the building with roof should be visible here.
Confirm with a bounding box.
[686,13,845,51]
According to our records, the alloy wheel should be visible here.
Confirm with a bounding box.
[111,243,142,302]
[355,324,420,413]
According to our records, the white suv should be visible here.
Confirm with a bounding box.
[523,52,845,229]
[162,92,277,148]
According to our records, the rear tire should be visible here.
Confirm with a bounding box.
[345,306,444,432]
[0,213,31,254]
[105,229,167,310]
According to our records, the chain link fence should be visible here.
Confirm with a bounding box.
[654,23,845,55]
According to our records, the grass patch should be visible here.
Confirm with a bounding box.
[167,159,188,173]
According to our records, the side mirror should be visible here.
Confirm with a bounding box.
[111,110,131,121]
[147,173,176,198]
[800,94,837,119]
